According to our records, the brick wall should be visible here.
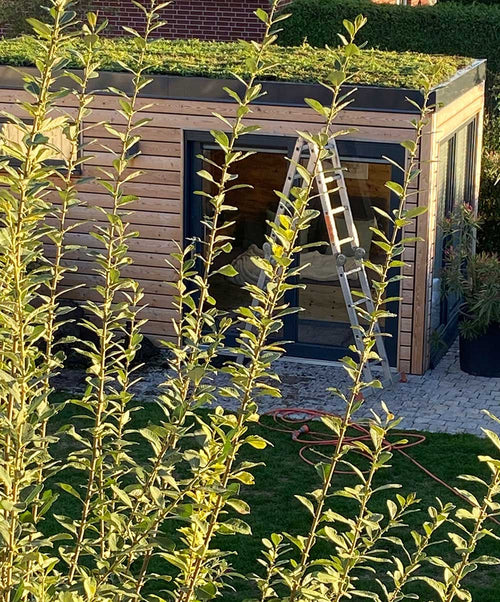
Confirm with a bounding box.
[84,0,293,40]
[0,0,437,39]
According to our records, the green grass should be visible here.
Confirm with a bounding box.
[45,397,500,601]
[0,36,473,89]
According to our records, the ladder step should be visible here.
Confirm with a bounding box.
[328,206,346,216]
[344,267,362,276]
[351,298,366,307]
[338,237,354,246]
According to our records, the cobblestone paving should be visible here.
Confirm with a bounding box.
[55,339,500,436]
[254,341,500,436]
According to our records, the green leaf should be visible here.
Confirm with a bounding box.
[232,471,255,485]
[473,555,500,565]
[401,139,418,154]
[198,169,216,183]
[254,7,268,24]
[404,206,428,219]
[57,483,82,501]
[482,428,500,452]
[226,499,250,515]
[210,129,230,151]
[26,18,51,37]
[245,435,269,449]
[83,577,97,598]
[196,582,218,601]
[385,181,404,197]
[414,576,446,597]
[220,518,252,535]
[217,264,238,278]
[305,98,328,117]
[295,495,315,516]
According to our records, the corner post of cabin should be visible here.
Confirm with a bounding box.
[407,109,438,375]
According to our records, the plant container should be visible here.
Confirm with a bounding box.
[459,322,500,377]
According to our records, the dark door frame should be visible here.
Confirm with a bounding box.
[184,131,405,366]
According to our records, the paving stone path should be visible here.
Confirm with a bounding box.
[54,339,500,436]
[249,340,500,436]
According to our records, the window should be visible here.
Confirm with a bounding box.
[431,117,478,353]
[186,132,402,365]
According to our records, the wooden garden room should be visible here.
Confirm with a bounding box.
[0,39,486,375]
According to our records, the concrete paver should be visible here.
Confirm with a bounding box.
[54,339,500,436]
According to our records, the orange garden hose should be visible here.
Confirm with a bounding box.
[261,408,500,526]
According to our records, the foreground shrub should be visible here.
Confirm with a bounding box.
[0,2,500,601]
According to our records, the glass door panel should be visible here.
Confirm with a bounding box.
[199,147,289,325]
[297,161,392,347]
[186,133,401,365]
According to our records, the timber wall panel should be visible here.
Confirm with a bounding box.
[408,119,434,374]
[0,88,435,362]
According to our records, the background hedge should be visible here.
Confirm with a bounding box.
[279,0,500,73]
[280,0,500,253]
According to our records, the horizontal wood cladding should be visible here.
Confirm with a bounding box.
[0,86,457,365]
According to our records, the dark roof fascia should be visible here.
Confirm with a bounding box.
[0,58,485,114]
[431,59,486,109]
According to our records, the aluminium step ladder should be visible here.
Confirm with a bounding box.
[255,136,393,385]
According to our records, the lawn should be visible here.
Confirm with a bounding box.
[46,396,500,601]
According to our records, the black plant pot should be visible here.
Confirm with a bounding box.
[459,322,500,377]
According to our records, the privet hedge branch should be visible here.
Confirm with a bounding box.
[166,15,372,602]
[83,1,295,596]
[0,0,79,597]
[126,2,302,597]
[125,0,289,579]
[60,0,170,589]
[256,66,437,602]
[421,414,500,602]
[31,11,105,532]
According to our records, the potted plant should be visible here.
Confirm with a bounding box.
[441,204,500,377]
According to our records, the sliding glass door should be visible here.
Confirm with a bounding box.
[184,132,403,365]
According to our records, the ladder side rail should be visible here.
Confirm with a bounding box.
[357,268,393,382]
[315,153,373,382]
[254,138,313,295]
[326,140,392,383]
[326,145,361,252]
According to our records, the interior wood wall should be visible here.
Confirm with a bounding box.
[0,83,484,373]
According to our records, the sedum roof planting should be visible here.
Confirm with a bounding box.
[0,36,473,90]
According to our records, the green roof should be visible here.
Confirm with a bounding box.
[0,36,473,90]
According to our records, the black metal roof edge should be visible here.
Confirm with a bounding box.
[0,58,485,114]
[432,59,486,109]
